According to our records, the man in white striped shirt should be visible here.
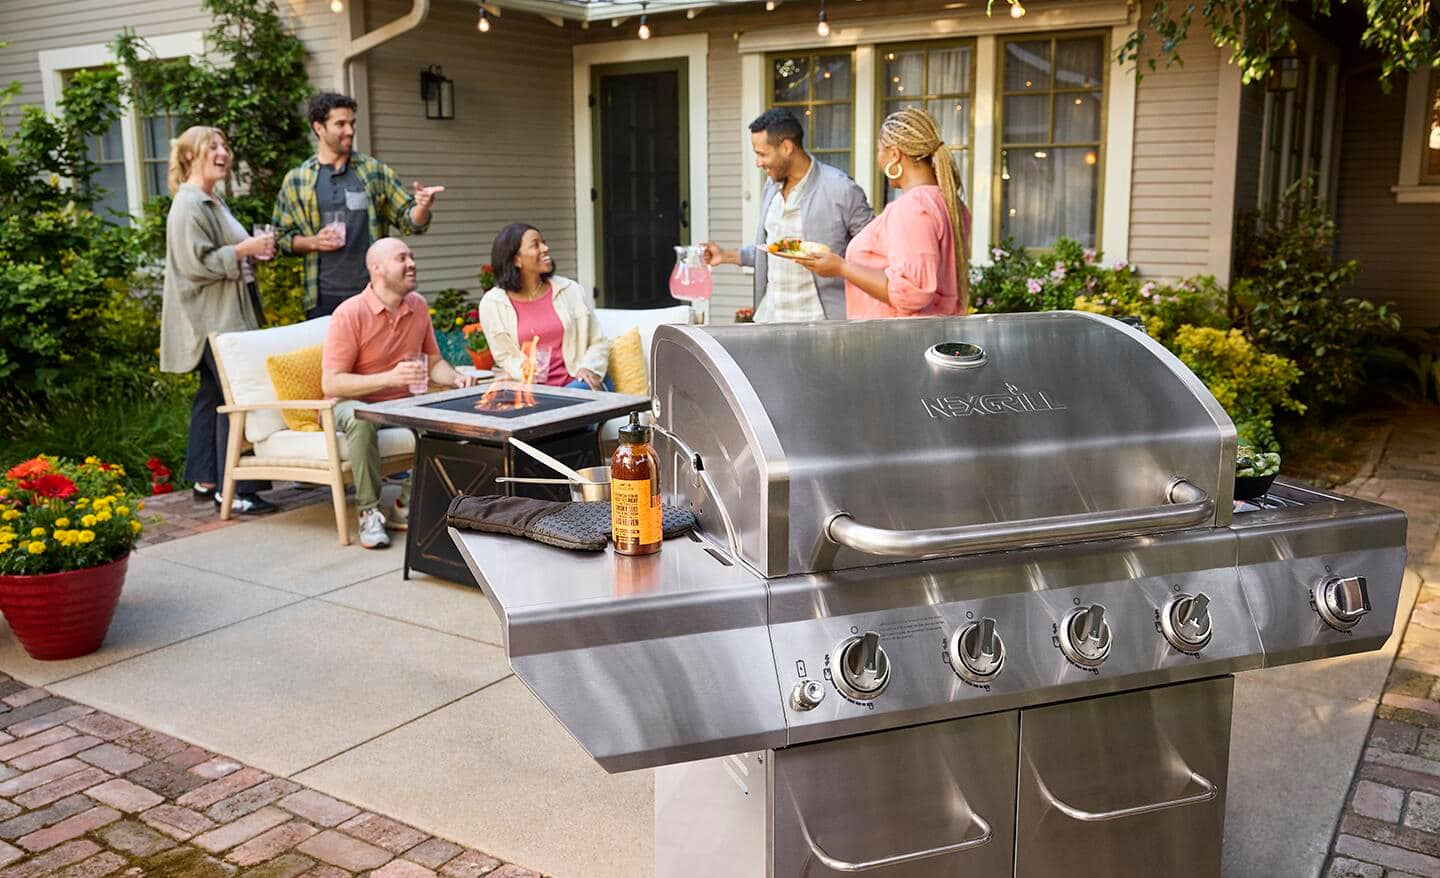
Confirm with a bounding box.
[703,109,873,322]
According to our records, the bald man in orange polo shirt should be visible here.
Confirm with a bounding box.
[322,237,476,549]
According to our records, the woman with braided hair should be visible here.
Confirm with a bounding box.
[794,106,969,318]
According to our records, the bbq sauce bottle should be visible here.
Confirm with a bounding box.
[610,413,662,556]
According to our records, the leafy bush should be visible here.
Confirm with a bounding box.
[0,379,194,498]
[1232,181,1400,408]
[0,456,145,575]
[0,70,148,403]
[1171,326,1306,453]
[1074,275,1229,348]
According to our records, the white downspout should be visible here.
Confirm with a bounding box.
[337,0,432,152]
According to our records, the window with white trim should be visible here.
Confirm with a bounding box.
[768,51,855,173]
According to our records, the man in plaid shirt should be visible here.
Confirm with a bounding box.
[273,93,446,318]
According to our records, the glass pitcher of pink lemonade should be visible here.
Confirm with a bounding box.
[668,245,712,302]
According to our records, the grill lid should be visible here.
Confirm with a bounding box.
[651,312,1236,577]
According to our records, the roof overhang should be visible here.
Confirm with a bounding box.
[483,0,766,23]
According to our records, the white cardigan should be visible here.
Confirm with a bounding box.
[478,276,612,382]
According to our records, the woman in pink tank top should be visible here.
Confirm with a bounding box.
[478,224,613,389]
[794,107,970,319]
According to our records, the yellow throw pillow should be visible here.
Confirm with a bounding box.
[265,344,325,432]
[608,327,648,395]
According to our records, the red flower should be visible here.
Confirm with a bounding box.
[24,474,77,499]
[5,458,49,481]
[151,481,174,495]
[144,457,169,476]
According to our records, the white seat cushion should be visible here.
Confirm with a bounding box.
[595,305,692,361]
[211,317,332,444]
[594,306,691,442]
[252,426,416,463]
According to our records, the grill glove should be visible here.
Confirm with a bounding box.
[447,496,696,552]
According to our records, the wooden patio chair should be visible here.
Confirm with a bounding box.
[208,319,415,545]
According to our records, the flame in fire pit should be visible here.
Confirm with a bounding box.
[474,335,541,412]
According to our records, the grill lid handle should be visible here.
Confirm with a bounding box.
[824,479,1213,559]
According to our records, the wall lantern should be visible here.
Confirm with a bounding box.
[420,65,455,120]
[1266,52,1303,93]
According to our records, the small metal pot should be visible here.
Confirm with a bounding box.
[570,466,611,502]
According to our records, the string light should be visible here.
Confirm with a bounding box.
[478,7,491,31]
[816,1,830,36]
[638,3,651,39]
[1009,0,1026,17]
[330,0,343,12]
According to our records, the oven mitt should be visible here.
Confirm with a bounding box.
[446,495,608,551]
[446,495,698,551]
[569,501,697,539]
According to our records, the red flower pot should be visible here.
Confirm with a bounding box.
[0,554,127,660]
[468,348,495,371]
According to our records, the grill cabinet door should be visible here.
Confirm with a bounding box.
[1015,676,1232,878]
[772,710,1018,877]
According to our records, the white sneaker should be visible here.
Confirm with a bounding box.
[358,508,391,549]
[385,498,409,532]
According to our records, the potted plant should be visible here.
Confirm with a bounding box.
[463,323,494,371]
[0,455,145,660]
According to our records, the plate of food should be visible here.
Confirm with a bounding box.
[766,238,831,260]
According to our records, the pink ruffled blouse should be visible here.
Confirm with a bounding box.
[844,185,966,319]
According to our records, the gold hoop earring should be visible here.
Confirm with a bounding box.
[884,160,903,180]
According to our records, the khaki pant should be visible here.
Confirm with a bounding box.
[333,399,410,513]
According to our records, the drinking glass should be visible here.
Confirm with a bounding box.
[403,353,429,395]
[251,224,275,261]
[324,211,347,246]
[529,348,552,384]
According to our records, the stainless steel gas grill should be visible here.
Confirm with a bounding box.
[451,312,1407,878]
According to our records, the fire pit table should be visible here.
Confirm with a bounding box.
[354,380,648,586]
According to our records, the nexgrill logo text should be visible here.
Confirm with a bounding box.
[921,383,1067,419]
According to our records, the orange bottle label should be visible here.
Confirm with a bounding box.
[612,478,662,547]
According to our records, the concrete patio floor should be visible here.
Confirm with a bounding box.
[0,409,1434,877]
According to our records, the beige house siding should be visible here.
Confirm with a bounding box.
[0,0,340,120]
[1127,40,1224,280]
[362,0,579,297]
[1334,74,1440,327]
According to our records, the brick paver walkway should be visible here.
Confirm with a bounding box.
[1326,405,1440,878]
[137,485,326,549]
[0,675,538,877]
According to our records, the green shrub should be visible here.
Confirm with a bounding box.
[1232,181,1400,408]
[0,378,194,498]
[0,70,148,404]
[1172,326,1305,453]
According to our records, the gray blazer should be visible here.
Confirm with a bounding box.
[739,157,874,320]
[160,184,261,373]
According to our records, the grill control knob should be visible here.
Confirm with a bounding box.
[833,632,890,700]
[1058,603,1112,668]
[949,618,1005,684]
[1161,593,1213,654]
[1316,576,1371,630]
[790,680,825,711]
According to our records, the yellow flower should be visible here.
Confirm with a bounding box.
[26,542,44,555]
[2,510,19,521]
[0,488,7,498]
[55,517,69,528]
[96,511,112,523]
[30,527,45,537]
[81,515,96,528]
[130,520,142,534]
[454,316,465,326]
[137,500,145,511]
[115,507,129,517]
[428,307,436,316]
[76,498,89,509]
[79,530,95,543]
